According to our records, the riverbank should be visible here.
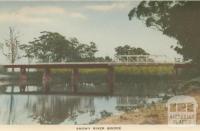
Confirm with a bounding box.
[0,74,10,86]
[0,81,9,86]
[97,90,200,124]
[1,65,174,76]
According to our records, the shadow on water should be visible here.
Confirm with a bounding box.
[0,92,167,124]
[8,84,14,124]
[0,81,175,124]
[0,73,178,124]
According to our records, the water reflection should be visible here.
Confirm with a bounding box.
[0,91,167,124]
[1,82,110,94]
[0,95,111,124]
[1,80,173,96]
[0,77,175,125]
[28,96,80,124]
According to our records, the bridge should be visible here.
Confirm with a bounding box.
[2,55,191,94]
[3,55,189,68]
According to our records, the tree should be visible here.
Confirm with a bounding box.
[79,42,98,61]
[68,37,82,61]
[115,45,149,62]
[63,38,98,62]
[0,27,20,123]
[0,27,20,64]
[95,56,112,62]
[0,27,20,71]
[20,31,98,63]
[128,1,200,67]
[20,31,75,63]
[104,56,112,62]
[19,44,34,64]
[115,45,149,55]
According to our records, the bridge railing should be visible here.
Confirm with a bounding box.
[5,55,187,66]
[113,55,184,64]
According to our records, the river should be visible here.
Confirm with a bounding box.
[0,75,175,124]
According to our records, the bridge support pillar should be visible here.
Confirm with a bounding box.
[175,68,178,75]
[71,68,79,93]
[107,66,114,94]
[174,66,182,76]
[42,68,52,92]
[19,67,27,92]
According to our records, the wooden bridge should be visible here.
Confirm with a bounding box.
[2,55,191,94]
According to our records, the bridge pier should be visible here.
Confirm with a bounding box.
[174,66,178,76]
[107,66,114,93]
[19,67,27,92]
[71,68,80,93]
[174,66,182,76]
[42,68,52,92]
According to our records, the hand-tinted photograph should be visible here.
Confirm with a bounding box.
[0,0,199,125]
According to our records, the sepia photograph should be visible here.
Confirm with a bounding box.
[0,0,200,130]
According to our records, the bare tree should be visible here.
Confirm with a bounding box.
[0,27,20,72]
[0,27,20,124]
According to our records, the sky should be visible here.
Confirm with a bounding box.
[0,0,180,64]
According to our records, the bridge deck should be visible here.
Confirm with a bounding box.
[2,62,190,69]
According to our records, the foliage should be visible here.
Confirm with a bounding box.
[0,27,21,64]
[115,65,174,75]
[46,66,174,75]
[19,31,150,63]
[76,41,98,62]
[114,45,149,62]
[115,45,149,55]
[128,1,200,67]
[95,56,113,62]
[20,31,98,63]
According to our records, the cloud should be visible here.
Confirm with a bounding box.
[0,12,51,24]
[18,6,66,16]
[85,2,132,12]
[67,12,87,19]
[0,6,87,24]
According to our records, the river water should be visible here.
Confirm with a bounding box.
[0,77,175,124]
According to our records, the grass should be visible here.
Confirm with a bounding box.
[115,65,174,75]
[0,65,175,83]
[1,65,175,75]
[47,65,174,75]
[37,68,107,74]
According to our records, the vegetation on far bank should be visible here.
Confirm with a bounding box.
[1,65,174,75]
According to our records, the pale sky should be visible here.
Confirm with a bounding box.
[0,0,180,64]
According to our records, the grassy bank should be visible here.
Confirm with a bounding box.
[97,90,200,124]
[51,65,175,75]
[115,65,174,75]
[1,65,175,80]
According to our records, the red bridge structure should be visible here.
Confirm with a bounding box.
[2,55,191,94]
